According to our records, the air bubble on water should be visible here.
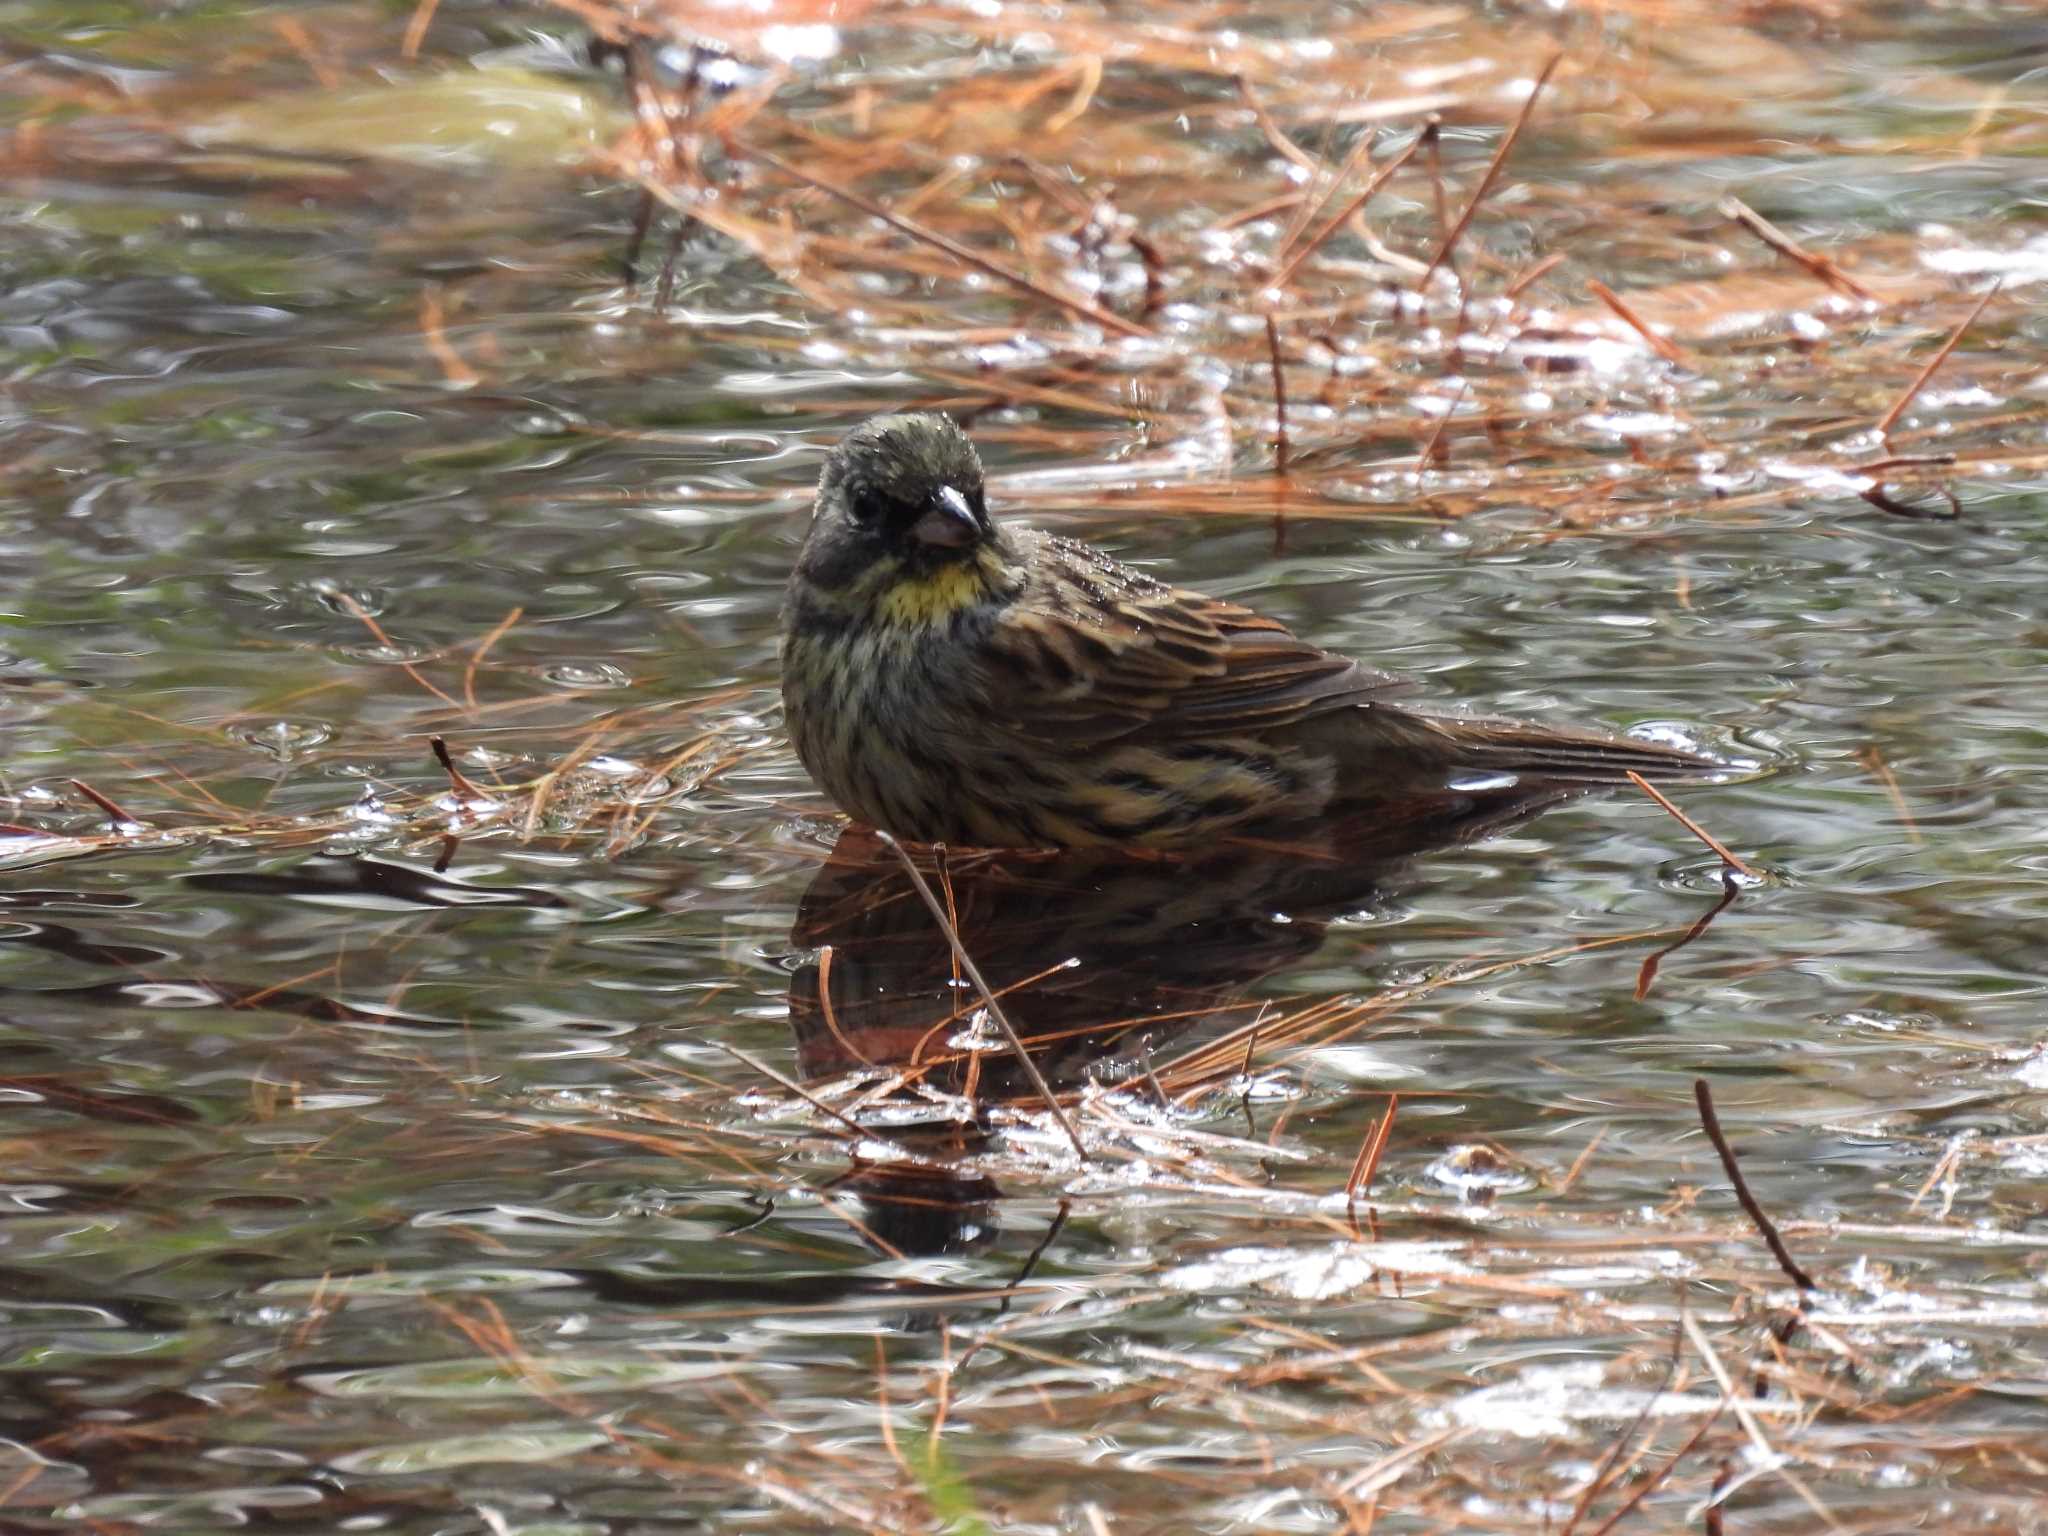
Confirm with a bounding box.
[337,641,428,665]
[542,662,631,690]
[306,579,382,617]
[228,719,332,762]
[947,1008,1005,1052]
[348,787,396,825]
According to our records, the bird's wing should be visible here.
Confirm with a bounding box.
[979,534,1409,744]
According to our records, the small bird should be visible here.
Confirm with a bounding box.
[781,412,1729,849]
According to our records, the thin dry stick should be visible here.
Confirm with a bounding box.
[1694,1078,1817,1293]
[1625,771,1756,878]
[742,143,1152,340]
[1561,1322,1683,1536]
[68,779,142,830]
[1265,315,1291,475]
[428,736,489,803]
[463,606,523,713]
[1721,196,1877,302]
[1415,380,1468,470]
[418,284,479,386]
[1502,250,1566,302]
[1419,52,1563,287]
[401,0,442,59]
[715,1041,873,1145]
[1345,1093,1400,1204]
[875,831,1088,1160]
[1272,117,1380,271]
[1635,870,1741,1001]
[1587,279,1690,366]
[331,589,462,709]
[1583,1396,1726,1536]
[1681,1310,1846,1533]
[1856,745,1922,845]
[1235,74,1319,176]
[1271,135,1421,289]
[1876,281,2000,438]
[1558,1126,1606,1194]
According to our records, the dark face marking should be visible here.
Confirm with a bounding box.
[799,413,997,587]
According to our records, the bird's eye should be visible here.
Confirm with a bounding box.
[847,487,888,526]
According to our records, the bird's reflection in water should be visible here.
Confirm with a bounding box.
[787,792,1572,1258]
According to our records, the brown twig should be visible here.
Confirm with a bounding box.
[1271,135,1421,290]
[715,1041,876,1145]
[742,143,1152,339]
[330,590,462,710]
[463,606,523,713]
[1859,481,1962,521]
[1625,771,1755,878]
[1721,196,1877,302]
[428,737,487,802]
[418,284,479,387]
[1587,279,1690,367]
[1876,281,2000,439]
[68,779,142,830]
[1419,52,1563,288]
[1635,870,1741,1001]
[1415,380,1467,470]
[1345,1094,1400,1206]
[1502,250,1565,303]
[1856,745,1922,845]
[1693,1078,1817,1293]
[1265,314,1291,475]
[1561,1321,1683,1535]
[1583,1396,1726,1536]
[875,831,1088,1160]
[401,0,442,60]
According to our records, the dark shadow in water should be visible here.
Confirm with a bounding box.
[788,791,1574,1256]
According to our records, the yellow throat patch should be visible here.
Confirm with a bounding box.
[872,557,994,627]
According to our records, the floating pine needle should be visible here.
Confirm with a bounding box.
[1345,1092,1400,1207]
[1877,281,2000,439]
[1859,480,1962,521]
[1418,52,1563,288]
[428,736,487,802]
[1265,314,1291,476]
[1587,279,1690,367]
[875,831,1088,1161]
[1416,379,1468,470]
[1270,134,1421,290]
[401,0,442,60]
[68,778,143,832]
[1693,1079,1817,1294]
[742,143,1152,340]
[1721,196,1877,303]
[418,284,479,388]
[1560,1321,1684,1536]
[1636,870,1742,1001]
[1856,745,1922,845]
[463,605,523,714]
[716,1041,879,1146]
[1625,770,1755,878]
[330,589,460,709]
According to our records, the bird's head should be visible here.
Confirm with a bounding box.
[795,413,1004,616]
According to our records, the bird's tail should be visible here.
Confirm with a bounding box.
[1379,706,1731,788]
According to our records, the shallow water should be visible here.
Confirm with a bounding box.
[4,2,2048,1532]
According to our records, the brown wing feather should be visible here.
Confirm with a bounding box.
[980,533,1408,744]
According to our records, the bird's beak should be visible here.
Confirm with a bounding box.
[909,485,983,549]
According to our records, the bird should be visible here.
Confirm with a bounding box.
[780,412,1732,850]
